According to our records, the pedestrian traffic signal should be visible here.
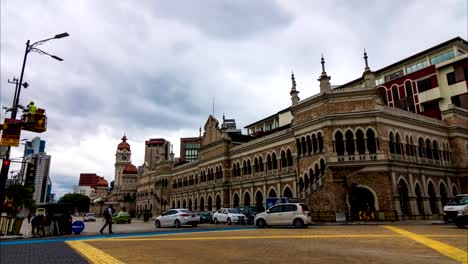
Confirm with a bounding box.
[2,159,10,167]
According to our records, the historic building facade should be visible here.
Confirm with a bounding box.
[127,37,467,221]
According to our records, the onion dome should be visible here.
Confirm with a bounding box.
[123,163,138,174]
[117,134,131,151]
[96,178,109,187]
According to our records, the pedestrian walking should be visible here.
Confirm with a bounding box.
[100,205,114,234]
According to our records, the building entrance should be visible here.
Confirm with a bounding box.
[348,186,376,221]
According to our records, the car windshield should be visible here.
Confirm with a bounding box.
[447,196,468,205]
[179,210,192,214]
[227,208,241,214]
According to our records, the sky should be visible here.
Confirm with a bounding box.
[1,0,467,199]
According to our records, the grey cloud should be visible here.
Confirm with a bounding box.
[149,0,293,40]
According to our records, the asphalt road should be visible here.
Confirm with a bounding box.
[1,224,467,264]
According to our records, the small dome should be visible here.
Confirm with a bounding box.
[123,163,138,174]
[96,178,108,187]
[117,134,131,151]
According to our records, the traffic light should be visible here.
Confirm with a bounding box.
[0,159,11,192]
[2,159,10,167]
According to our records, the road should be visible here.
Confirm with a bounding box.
[1,224,467,264]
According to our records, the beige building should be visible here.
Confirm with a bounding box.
[127,37,467,221]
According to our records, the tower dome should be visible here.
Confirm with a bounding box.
[117,134,131,151]
[122,163,138,174]
[96,178,108,187]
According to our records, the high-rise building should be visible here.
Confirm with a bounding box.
[23,137,45,157]
[144,138,172,166]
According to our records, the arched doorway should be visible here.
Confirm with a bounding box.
[440,183,448,207]
[283,187,293,198]
[415,184,424,215]
[348,185,376,221]
[452,186,458,196]
[172,201,175,208]
[183,200,186,208]
[177,200,180,208]
[244,192,251,206]
[188,199,192,211]
[207,196,213,211]
[233,193,240,208]
[255,191,264,212]
[428,182,437,214]
[397,179,410,215]
[194,198,198,211]
[268,189,277,198]
[200,197,205,211]
[215,195,221,210]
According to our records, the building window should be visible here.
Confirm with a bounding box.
[375,78,384,86]
[430,50,455,65]
[406,60,429,74]
[384,70,404,82]
[446,72,456,85]
[417,78,433,92]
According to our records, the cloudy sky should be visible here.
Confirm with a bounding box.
[1,0,466,199]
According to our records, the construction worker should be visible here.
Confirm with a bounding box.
[21,101,37,122]
[27,101,37,114]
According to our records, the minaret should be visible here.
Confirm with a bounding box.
[290,71,300,106]
[170,144,175,161]
[362,49,376,88]
[318,55,331,93]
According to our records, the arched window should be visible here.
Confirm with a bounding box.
[243,160,247,175]
[395,133,402,155]
[267,154,272,171]
[304,173,310,189]
[301,137,307,156]
[281,150,287,168]
[312,134,318,154]
[296,139,302,157]
[356,129,365,155]
[314,164,320,181]
[233,193,240,208]
[244,192,251,206]
[397,179,410,215]
[272,153,278,170]
[259,156,264,172]
[428,182,437,214]
[389,132,395,154]
[194,198,198,211]
[440,183,448,207]
[425,139,433,159]
[299,177,304,191]
[345,130,355,155]
[200,197,205,211]
[268,189,277,198]
[254,158,259,173]
[236,163,241,177]
[306,135,312,155]
[183,200,186,209]
[418,138,425,158]
[247,160,252,175]
[335,131,345,155]
[433,140,439,160]
[287,149,293,167]
[320,159,326,175]
[283,187,293,198]
[318,132,324,152]
[366,129,377,154]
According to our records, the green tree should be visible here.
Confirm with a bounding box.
[59,193,90,213]
[2,184,35,214]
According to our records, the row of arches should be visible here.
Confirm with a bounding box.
[334,128,378,156]
[171,186,294,212]
[389,132,451,163]
[298,158,326,191]
[233,149,294,177]
[396,176,459,216]
[296,131,324,157]
[172,164,224,189]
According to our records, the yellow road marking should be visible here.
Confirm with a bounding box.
[66,241,125,264]
[385,226,468,264]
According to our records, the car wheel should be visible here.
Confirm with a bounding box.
[175,219,181,228]
[256,219,266,228]
[293,219,304,228]
[214,218,218,224]
[155,220,161,228]
[227,218,232,225]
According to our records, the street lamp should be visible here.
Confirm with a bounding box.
[0,32,69,205]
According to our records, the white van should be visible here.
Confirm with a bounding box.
[443,194,468,223]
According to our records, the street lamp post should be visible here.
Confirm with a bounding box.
[0,32,69,205]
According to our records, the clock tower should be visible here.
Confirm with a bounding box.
[115,134,131,187]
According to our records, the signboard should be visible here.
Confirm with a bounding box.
[0,119,22,147]
[72,220,85,234]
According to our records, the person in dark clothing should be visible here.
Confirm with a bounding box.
[100,205,115,234]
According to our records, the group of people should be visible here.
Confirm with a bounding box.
[29,213,48,237]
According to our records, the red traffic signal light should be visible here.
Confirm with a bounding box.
[2,159,10,166]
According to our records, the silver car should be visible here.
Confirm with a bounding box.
[155,209,200,228]
[254,203,311,228]
[212,208,246,225]
[83,213,96,222]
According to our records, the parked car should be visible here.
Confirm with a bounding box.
[155,209,200,228]
[239,206,257,225]
[197,211,214,224]
[454,214,468,228]
[212,208,246,225]
[254,203,311,228]
[443,194,468,223]
[112,212,131,224]
[83,213,96,222]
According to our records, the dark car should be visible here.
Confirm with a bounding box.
[239,206,257,225]
[196,211,214,224]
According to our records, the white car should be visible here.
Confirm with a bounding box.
[254,203,311,228]
[83,213,96,222]
[443,194,468,223]
[212,208,246,225]
[155,209,200,228]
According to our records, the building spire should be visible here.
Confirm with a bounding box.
[321,54,326,74]
[364,48,370,71]
[290,71,300,106]
[199,127,202,137]
[291,71,296,91]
